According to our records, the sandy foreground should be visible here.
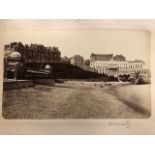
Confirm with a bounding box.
[2,81,151,119]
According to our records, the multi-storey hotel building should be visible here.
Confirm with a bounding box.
[90,53,150,76]
[4,42,61,64]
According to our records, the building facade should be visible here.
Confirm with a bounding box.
[4,42,61,64]
[4,42,61,80]
[70,55,84,68]
[4,51,25,79]
[90,53,150,77]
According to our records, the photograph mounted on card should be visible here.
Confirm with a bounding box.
[0,19,154,134]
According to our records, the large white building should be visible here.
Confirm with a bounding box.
[90,53,150,77]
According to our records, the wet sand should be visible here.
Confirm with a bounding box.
[2,81,151,119]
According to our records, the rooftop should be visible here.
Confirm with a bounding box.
[91,53,113,61]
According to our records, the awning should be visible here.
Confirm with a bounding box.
[27,70,49,75]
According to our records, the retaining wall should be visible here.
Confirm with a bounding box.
[3,80,34,90]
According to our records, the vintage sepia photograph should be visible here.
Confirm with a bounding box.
[1,20,151,119]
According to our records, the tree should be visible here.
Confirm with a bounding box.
[61,56,70,64]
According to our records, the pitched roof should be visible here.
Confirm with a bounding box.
[91,53,113,61]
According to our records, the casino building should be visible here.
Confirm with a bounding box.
[4,42,61,79]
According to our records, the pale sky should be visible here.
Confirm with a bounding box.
[0,20,150,66]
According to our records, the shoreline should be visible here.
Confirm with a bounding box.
[2,80,151,119]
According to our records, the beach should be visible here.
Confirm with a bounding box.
[2,81,151,119]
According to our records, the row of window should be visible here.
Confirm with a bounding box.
[91,62,143,67]
[93,66,143,69]
[22,53,60,60]
[23,52,60,57]
[92,63,143,69]
[96,68,149,75]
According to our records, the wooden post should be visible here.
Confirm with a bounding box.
[14,69,17,80]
